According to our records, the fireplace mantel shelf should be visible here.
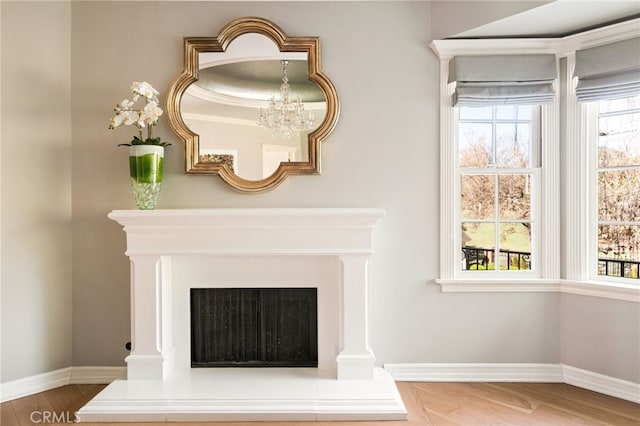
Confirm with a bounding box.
[107,208,386,255]
[78,208,407,422]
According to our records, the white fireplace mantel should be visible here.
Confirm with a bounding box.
[109,207,384,380]
[111,207,384,256]
[78,208,407,422]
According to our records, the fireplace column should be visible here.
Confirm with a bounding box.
[336,254,375,379]
[126,255,174,380]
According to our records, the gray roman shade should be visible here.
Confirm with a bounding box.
[574,37,640,102]
[448,54,557,106]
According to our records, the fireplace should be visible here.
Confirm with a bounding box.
[78,208,407,422]
[190,288,318,368]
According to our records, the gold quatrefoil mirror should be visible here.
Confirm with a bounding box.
[166,17,340,193]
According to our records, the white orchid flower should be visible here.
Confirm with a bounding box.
[140,101,163,125]
[109,110,137,128]
[115,99,134,113]
[136,115,147,129]
[131,81,160,103]
[109,114,124,129]
[110,81,169,146]
[123,110,139,126]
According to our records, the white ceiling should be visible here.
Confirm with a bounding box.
[453,0,640,38]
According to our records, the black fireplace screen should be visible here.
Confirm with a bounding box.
[190,288,318,367]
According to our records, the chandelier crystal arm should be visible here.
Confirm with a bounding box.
[257,60,315,139]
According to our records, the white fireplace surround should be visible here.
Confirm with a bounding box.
[78,208,407,422]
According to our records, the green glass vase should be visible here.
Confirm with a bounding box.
[129,145,164,210]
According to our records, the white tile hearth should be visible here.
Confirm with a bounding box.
[77,367,406,422]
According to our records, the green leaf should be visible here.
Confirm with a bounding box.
[124,136,171,147]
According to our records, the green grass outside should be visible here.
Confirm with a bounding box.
[463,222,531,252]
[463,223,532,270]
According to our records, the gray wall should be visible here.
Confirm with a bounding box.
[561,294,640,381]
[1,1,73,382]
[1,1,638,386]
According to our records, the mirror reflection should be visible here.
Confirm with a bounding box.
[179,34,327,180]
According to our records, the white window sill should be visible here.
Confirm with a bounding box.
[560,280,640,303]
[435,278,639,302]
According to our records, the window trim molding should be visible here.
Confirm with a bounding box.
[430,18,640,299]
[560,280,640,303]
[435,278,561,293]
[435,279,640,303]
[438,57,456,281]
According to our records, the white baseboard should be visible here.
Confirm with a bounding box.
[69,366,127,384]
[384,363,640,403]
[562,365,640,403]
[0,367,72,403]
[384,363,563,382]
[0,366,126,403]
[3,364,638,405]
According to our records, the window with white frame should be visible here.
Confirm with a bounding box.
[572,35,640,285]
[433,52,557,283]
[432,20,639,299]
[458,105,540,274]
[591,95,640,281]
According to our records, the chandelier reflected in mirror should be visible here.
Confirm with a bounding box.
[257,60,315,139]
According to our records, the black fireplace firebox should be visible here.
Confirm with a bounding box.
[190,288,318,368]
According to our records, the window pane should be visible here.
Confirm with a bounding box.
[496,105,533,120]
[459,123,493,167]
[598,96,640,114]
[461,175,495,219]
[598,225,640,278]
[598,112,640,167]
[498,223,532,270]
[499,174,531,220]
[598,169,640,222]
[461,223,494,271]
[496,123,531,168]
[596,95,640,280]
[459,106,492,120]
[458,104,538,274]
[598,225,639,259]
[462,222,495,249]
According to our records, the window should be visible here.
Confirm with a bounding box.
[458,105,540,275]
[432,20,639,300]
[593,95,640,281]
[432,48,559,287]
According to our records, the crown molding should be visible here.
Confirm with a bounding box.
[430,18,640,59]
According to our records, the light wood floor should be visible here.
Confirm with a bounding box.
[1,382,638,425]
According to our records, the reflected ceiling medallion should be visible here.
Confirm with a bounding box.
[257,60,315,139]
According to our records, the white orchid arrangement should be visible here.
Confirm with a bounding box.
[109,81,170,146]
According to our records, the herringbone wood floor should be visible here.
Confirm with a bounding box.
[1,382,638,425]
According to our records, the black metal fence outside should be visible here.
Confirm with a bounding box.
[598,258,640,279]
[462,247,640,278]
[461,247,531,271]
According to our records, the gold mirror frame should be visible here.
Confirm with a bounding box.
[165,17,340,193]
